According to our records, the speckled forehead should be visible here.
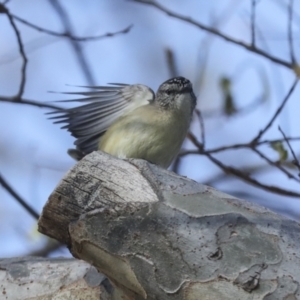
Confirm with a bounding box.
[160,77,193,92]
[168,77,191,86]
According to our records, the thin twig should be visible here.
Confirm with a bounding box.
[279,126,300,176]
[204,161,287,186]
[0,173,40,220]
[252,147,300,183]
[202,92,265,118]
[0,96,63,110]
[202,164,270,186]
[187,131,203,150]
[133,0,293,69]
[6,11,27,98]
[194,0,241,93]
[252,78,298,143]
[165,48,178,78]
[179,137,300,156]
[251,0,256,47]
[0,2,8,12]
[171,156,182,174]
[28,239,63,257]
[48,0,96,85]
[195,109,205,149]
[288,0,296,64]
[186,128,300,197]
[12,14,132,41]
[203,153,300,198]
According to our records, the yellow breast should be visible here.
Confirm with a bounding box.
[99,105,189,168]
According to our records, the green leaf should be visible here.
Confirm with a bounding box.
[220,77,237,116]
[270,141,288,161]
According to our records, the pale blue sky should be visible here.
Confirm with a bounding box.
[0,0,299,256]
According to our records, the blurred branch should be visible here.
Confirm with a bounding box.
[204,161,286,186]
[12,14,132,41]
[252,147,300,183]
[251,0,256,47]
[1,0,132,109]
[171,155,182,174]
[165,48,178,78]
[28,239,63,257]
[203,152,300,198]
[183,61,268,121]
[279,126,300,176]
[133,0,294,70]
[194,0,241,93]
[184,135,300,197]
[252,78,298,143]
[48,0,95,85]
[202,94,265,118]
[0,173,40,220]
[0,96,63,110]
[288,0,296,64]
[166,48,180,173]
[195,109,205,149]
[180,137,300,156]
[0,3,27,98]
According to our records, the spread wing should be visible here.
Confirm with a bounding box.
[48,83,155,157]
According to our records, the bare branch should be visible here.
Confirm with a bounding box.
[133,0,293,70]
[187,131,203,151]
[171,155,182,174]
[0,173,40,220]
[251,0,256,47]
[0,96,63,110]
[185,125,300,197]
[203,153,300,198]
[194,0,242,93]
[204,161,287,186]
[279,126,300,176]
[202,92,265,118]
[252,147,300,183]
[165,48,178,78]
[28,239,63,257]
[180,137,300,156]
[252,78,298,143]
[12,14,132,41]
[48,0,95,85]
[195,109,205,149]
[5,9,28,98]
[288,0,296,64]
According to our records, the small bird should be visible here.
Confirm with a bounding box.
[49,76,197,168]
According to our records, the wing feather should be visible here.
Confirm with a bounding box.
[49,84,155,157]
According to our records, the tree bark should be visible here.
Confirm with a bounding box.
[38,151,300,299]
[0,257,108,299]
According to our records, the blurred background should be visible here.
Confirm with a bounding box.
[0,0,300,257]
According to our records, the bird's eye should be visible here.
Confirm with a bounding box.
[166,90,171,95]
